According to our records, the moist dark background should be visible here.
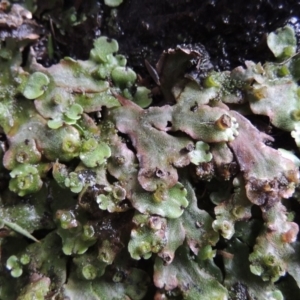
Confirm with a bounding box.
[33,0,300,73]
[114,0,300,71]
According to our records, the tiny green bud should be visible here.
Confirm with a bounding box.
[249,264,263,276]
[20,254,30,265]
[282,45,295,58]
[198,245,216,260]
[9,165,43,196]
[277,65,290,77]
[6,255,23,278]
[138,242,151,256]
[82,264,97,280]
[81,138,98,152]
[65,172,83,193]
[263,254,276,266]
[83,225,95,240]
[203,75,221,88]
[62,134,81,154]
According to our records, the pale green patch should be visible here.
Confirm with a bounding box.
[267,25,297,59]
[132,182,189,218]
[188,141,212,165]
[104,0,123,7]
[23,72,50,99]
[65,172,84,193]
[65,103,84,121]
[111,66,137,88]
[6,256,23,278]
[133,86,152,108]
[90,36,119,63]
[80,141,111,168]
[9,164,43,196]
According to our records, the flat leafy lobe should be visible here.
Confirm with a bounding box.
[112,95,239,192]
[16,277,50,300]
[172,102,239,143]
[250,80,298,132]
[24,232,67,288]
[63,267,149,300]
[31,57,119,121]
[224,239,285,300]
[267,25,297,59]
[128,213,167,260]
[131,182,188,218]
[154,245,228,300]
[0,184,55,233]
[157,179,219,264]
[90,36,119,63]
[107,131,138,188]
[249,202,299,283]
[178,180,219,254]
[56,210,97,255]
[213,176,252,239]
[22,72,50,100]
[112,96,191,191]
[233,60,300,132]
[189,141,212,165]
[229,111,299,207]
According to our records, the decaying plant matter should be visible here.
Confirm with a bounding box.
[1,3,300,299]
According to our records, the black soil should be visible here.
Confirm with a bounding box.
[113,0,300,72]
[31,0,300,73]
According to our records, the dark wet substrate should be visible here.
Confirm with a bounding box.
[32,0,300,73]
